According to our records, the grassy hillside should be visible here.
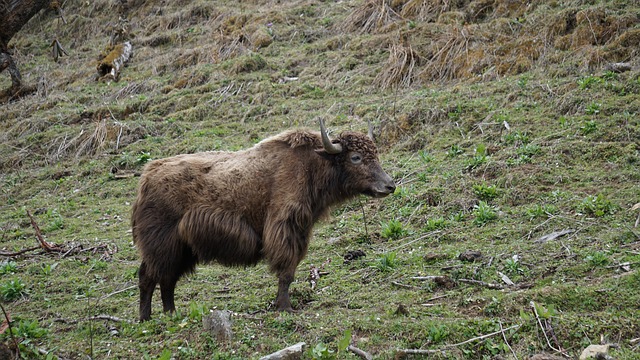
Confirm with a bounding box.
[1,0,639,358]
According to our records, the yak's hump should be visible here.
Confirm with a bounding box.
[259,129,323,149]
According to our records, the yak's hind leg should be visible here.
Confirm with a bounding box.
[138,260,157,322]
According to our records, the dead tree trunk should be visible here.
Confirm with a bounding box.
[0,0,52,101]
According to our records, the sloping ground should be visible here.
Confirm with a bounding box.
[0,0,639,359]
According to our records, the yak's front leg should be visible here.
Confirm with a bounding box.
[275,270,295,312]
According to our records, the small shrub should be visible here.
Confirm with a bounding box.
[381,220,406,239]
[472,184,498,201]
[473,201,498,226]
[1,278,26,301]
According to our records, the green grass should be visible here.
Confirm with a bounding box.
[0,0,639,359]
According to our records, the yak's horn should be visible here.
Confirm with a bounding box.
[319,118,343,154]
[367,120,374,141]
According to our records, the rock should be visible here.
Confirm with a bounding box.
[203,310,233,343]
[458,250,482,262]
[579,344,611,360]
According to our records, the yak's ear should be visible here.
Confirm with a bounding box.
[314,148,334,160]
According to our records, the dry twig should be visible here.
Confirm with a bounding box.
[348,345,373,360]
[26,210,62,252]
[0,303,19,359]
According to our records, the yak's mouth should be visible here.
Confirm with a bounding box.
[363,185,396,198]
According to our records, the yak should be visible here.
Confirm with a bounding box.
[132,119,396,321]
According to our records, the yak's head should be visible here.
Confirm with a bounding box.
[318,119,396,198]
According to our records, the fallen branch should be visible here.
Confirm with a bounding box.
[0,246,41,257]
[534,229,575,244]
[348,345,373,360]
[26,210,62,252]
[259,342,306,360]
[396,324,521,357]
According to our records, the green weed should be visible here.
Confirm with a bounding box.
[585,102,601,115]
[428,325,449,344]
[502,131,530,146]
[418,149,433,163]
[447,144,463,157]
[472,184,498,201]
[423,217,447,231]
[578,194,616,217]
[466,144,487,170]
[381,220,406,239]
[577,75,602,89]
[580,120,598,135]
[526,204,557,220]
[585,251,610,268]
[0,261,17,275]
[1,278,27,301]
[376,252,398,272]
[473,201,498,226]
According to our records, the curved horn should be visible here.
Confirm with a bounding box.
[319,118,343,154]
[367,120,374,141]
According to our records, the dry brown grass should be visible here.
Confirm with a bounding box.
[400,0,458,22]
[375,38,420,89]
[340,0,403,34]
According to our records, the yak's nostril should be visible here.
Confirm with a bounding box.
[386,184,396,193]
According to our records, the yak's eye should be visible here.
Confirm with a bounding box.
[350,153,362,165]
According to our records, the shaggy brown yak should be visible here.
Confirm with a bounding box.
[132,119,395,321]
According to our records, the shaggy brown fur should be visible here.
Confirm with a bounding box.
[132,126,395,321]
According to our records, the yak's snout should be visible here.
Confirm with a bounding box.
[367,171,396,198]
